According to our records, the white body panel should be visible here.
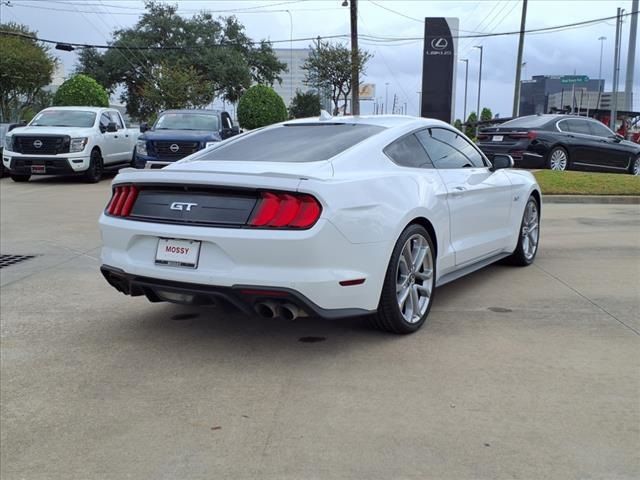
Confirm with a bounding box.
[2,107,138,173]
[98,115,540,313]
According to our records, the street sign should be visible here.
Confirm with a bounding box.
[561,75,590,84]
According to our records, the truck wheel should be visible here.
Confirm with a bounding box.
[84,149,103,183]
[10,174,30,182]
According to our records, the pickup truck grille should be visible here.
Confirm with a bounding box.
[12,136,70,155]
[152,141,201,160]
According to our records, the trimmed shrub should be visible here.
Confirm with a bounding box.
[53,74,109,107]
[237,85,287,130]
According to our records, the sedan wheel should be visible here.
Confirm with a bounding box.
[548,147,568,171]
[632,157,640,176]
[506,196,540,266]
[372,224,436,334]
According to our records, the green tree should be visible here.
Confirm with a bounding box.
[302,41,372,116]
[23,89,54,122]
[465,112,477,138]
[75,2,286,121]
[53,74,109,107]
[237,85,287,130]
[480,107,493,122]
[0,23,55,122]
[140,63,214,113]
[289,90,321,119]
[453,118,463,131]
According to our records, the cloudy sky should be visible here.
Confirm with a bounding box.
[2,0,638,119]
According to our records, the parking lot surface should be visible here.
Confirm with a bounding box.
[1,175,639,479]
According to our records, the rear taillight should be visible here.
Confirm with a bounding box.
[508,130,537,140]
[106,185,139,217]
[248,191,322,229]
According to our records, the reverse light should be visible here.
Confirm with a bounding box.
[105,185,139,217]
[248,191,322,229]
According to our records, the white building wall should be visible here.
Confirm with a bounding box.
[272,48,311,107]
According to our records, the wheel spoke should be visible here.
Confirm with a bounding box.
[416,268,432,280]
[402,242,413,267]
[409,285,420,322]
[413,246,428,271]
[397,285,410,309]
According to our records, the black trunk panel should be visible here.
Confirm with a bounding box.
[129,188,258,227]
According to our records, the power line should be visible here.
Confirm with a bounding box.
[1,11,637,50]
[8,0,338,16]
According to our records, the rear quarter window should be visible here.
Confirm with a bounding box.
[197,124,385,162]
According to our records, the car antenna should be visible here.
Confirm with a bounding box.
[319,110,333,121]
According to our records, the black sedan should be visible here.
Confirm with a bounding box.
[477,114,639,175]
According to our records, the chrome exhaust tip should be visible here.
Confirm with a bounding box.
[278,303,308,321]
[255,301,278,319]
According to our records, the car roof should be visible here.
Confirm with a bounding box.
[161,109,222,115]
[284,114,453,130]
[41,106,112,112]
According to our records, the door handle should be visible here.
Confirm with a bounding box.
[114,135,119,138]
[450,186,467,197]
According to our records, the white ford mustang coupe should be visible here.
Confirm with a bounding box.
[99,115,541,334]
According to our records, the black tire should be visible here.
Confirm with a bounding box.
[84,149,103,183]
[371,224,436,334]
[10,173,30,182]
[505,195,540,266]
[546,146,569,171]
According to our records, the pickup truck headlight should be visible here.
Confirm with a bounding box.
[205,141,218,149]
[4,135,12,151]
[69,137,88,153]
[136,140,148,156]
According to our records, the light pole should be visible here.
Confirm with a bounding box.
[285,10,293,105]
[385,82,390,114]
[459,59,469,122]
[597,36,606,110]
[417,91,422,116]
[474,45,483,136]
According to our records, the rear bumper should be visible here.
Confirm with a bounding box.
[479,145,547,168]
[100,265,373,318]
[99,214,390,312]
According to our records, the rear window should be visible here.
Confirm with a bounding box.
[500,116,554,128]
[197,124,385,162]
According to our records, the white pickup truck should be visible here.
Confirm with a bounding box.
[2,106,138,183]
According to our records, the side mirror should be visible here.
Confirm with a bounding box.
[106,122,118,133]
[140,122,149,133]
[231,126,240,135]
[613,133,624,142]
[491,154,514,171]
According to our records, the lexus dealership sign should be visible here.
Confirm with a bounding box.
[421,17,458,123]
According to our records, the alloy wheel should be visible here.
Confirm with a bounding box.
[549,149,567,171]
[521,199,539,261]
[396,234,434,324]
[633,157,640,176]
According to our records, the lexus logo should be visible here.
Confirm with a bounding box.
[33,139,43,149]
[170,202,198,211]
[169,144,180,153]
[431,38,448,50]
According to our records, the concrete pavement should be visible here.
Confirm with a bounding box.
[1,175,639,479]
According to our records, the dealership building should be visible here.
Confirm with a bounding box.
[519,75,605,115]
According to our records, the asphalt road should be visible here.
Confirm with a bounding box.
[1,175,639,480]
